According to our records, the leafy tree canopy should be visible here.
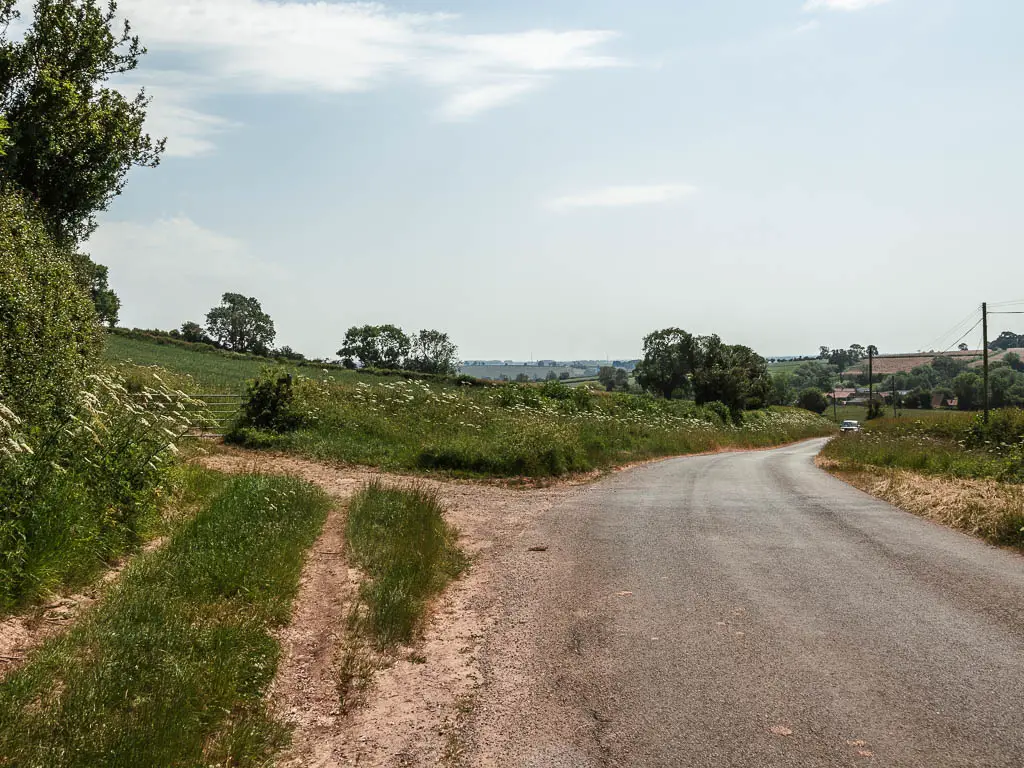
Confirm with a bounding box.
[406,329,459,375]
[634,328,696,399]
[797,388,828,415]
[205,293,276,355]
[337,324,410,370]
[0,0,164,244]
[70,251,119,326]
[991,331,1024,351]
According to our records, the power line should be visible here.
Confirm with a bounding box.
[922,305,982,352]
[940,318,983,355]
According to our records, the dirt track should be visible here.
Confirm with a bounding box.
[199,450,591,767]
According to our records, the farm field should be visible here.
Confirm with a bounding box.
[103,333,284,392]
[767,358,817,374]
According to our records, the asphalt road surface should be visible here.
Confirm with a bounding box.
[462,439,1024,768]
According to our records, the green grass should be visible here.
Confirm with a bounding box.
[826,404,967,424]
[0,474,332,767]
[103,334,289,393]
[105,334,837,478]
[821,409,1024,483]
[231,378,836,478]
[346,482,466,646]
[767,358,817,374]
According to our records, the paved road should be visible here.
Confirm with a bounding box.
[462,439,1024,767]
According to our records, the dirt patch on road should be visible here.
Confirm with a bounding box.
[199,448,591,767]
[817,456,1024,549]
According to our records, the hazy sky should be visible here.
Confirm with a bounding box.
[83,0,1024,360]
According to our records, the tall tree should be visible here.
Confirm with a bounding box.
[337,324,410,370]
[70,252,119,326]
[0,0,164,244]
[406,329,459,375]
[205,293,275,355]
[634,328,696,399]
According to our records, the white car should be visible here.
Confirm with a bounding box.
[840,420,862,433]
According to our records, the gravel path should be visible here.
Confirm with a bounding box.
[459,438,1024,767]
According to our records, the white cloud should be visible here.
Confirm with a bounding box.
[794,20,821,34]
[803,0,893,11]
[546,184,697,212]
[111,1,621,155]
[87,217,287,328]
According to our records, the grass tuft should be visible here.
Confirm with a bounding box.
[346,482,467,647]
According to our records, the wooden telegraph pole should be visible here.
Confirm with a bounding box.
[868,346,874,419]
[982,302,990,424]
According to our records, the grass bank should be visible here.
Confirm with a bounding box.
[0,474,331,767]
[820,409,1024,483]
[346,482,466,647]
[231,377,835,478]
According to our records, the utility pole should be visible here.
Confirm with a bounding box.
[868,346,874,419]
[892,375,897,418]
[982,302,990,424]
[833,385,838,422]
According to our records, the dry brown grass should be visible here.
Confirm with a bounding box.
[818,456,1024,548]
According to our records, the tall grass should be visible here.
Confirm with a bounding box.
[0,372,204,612]
[231,378,836,478]
[346,483,466,646]
[821,409,1024,483]
[0,474,331,767]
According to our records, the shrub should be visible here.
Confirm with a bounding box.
[235,369,306,433]
[0,189,101,424]
[701,400,733,426]
[797,388,828,415]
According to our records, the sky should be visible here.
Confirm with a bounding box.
[74,0,1024,360]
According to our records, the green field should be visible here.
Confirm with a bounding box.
[104,333,394,394]
[767,358,816,374]
[105,334,835,478]
[826,404,968,424]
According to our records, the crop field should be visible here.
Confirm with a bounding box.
[103,334,283,392]
[767,359,816,374]
[104,333,404,394]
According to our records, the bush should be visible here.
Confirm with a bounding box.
[0,189,101,424]
[234,369,306,433]
[797,388,829,415]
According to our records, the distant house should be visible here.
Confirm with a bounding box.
[828,388,857,403]
[931,393,960,409]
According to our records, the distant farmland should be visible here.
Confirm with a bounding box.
[458,364,588,381]
[847,350,982,375]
